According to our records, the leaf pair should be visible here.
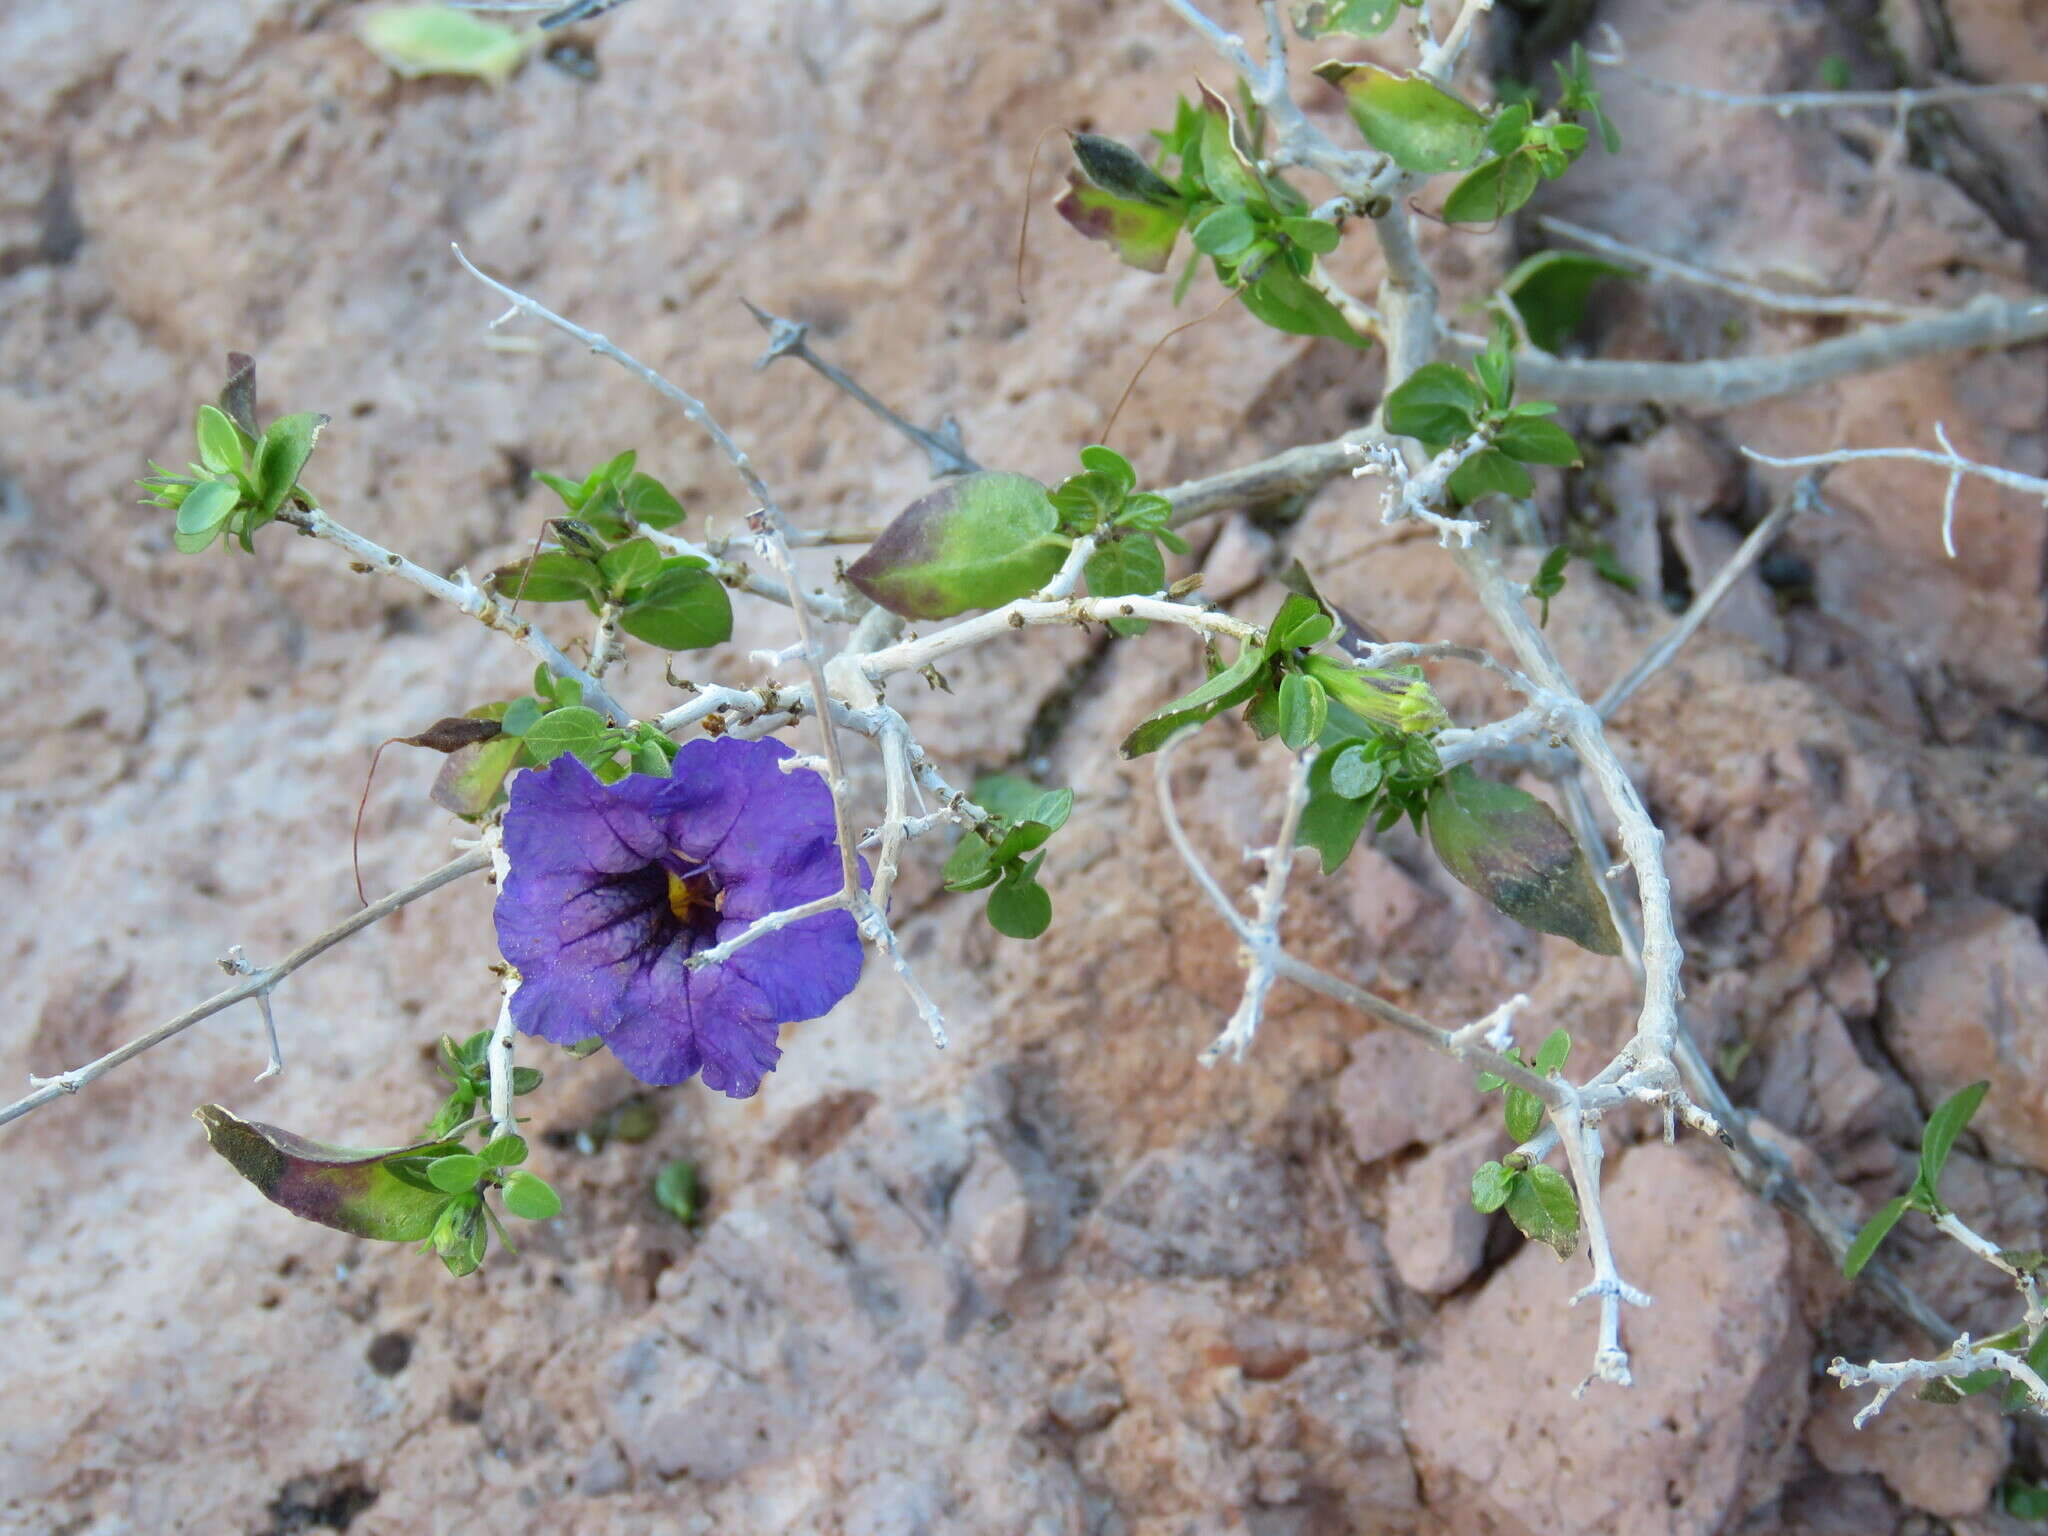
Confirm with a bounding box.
[1471,1159,1580,1259]
[531,448,685,538]
[943,773,1074,940]
[494,536,731,651]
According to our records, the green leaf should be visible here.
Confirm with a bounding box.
[1327,743,1383,800]
[942,836,1000,893]
[1473,339,1514,413]
[174,478,240,543]
[1382,363,1485,445]
[1504,1084,1544,1143]
[1534,1028,1571,1077]
[1442,152,1541,225]
[1056,139,1188,274]
[356,4,532,86]
[1192,204,1258,257]
[1078,444,1136,489]
[986,863,1053,940]
[253,412,328,517]
[1911,1080,1990,1213]
[1051,471,1126,533]
[521,706,608,765]
[971,774,1063,824]
[195,404,248,475]
[619,559,732,650]
[1471,1160,1513,1212]
[1313,62,1489,173]
[1264,592,1326,655]
[510,1066,543,1095]
[1529,545,1572,625]
[195,1105,460,1243]
[499,1170,562,1220]
[1493,415,1582,467]
[1288,612,1335,650]
[847,471,1067,619]
[2005,1479,2048,1520]
[1281,216,1341,255]
[1120,644,1269,758]
[535,470,587,511]
[598,536,664,600]
[654,1159,701,1225]
[1297,746,1376,874]
[1446,447,1534,504]
[1425,765,1622,955]
[1191,82,1270,206]
[500,697,544,738]
[2002,1331,2048,1412]
[1115,490,1173,531]
[1507,1163,1580,1258]
[1289,0,1403,38]
[1238,262,1371,347]
[480,1134,528,1167]
[493,549,604,603]
[1843,1194,1911,1279]
[1277,670,1328,751]
[427,1153,486,1192]
[619,470,685,530]
[947,778,1073,889]
[1085,533,1166,635]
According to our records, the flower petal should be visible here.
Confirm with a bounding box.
[602,953,783,1098]
[507,962,627,1047]
[501,754,669,877]
[719,908,865,1024]
[649,736,765,862]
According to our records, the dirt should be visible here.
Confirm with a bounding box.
[1,1,2044,1533]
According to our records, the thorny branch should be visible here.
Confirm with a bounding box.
[1,846,494,1129]
[278,503,630,724]
[1745,436,2048,560]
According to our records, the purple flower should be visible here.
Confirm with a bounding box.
[492,738,864,1098]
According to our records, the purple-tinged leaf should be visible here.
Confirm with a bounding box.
[1425,765,1622,955]
[196,1105,458,1242]
[847,471,1066,619]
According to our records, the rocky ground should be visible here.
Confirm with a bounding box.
[2,1,2045,1533]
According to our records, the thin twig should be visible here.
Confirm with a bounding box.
[1596,478,1816,718]
[1535,215,1941,322]
[1744,437,2048,560]
[2,847,493,1130]
[279,504,629,724]
[741,299,979,476]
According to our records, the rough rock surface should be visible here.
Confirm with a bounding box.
[1881,897,2048,1169]
[1403,1144,1810,1536]
[2,1,2045,1533]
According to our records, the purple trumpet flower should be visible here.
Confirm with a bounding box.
[492,739,864,1098]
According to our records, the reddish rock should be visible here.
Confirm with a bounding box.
[1807,1373,2006,1519]
[1880,898,2048,1172]
[1402,1143,1808,1536]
